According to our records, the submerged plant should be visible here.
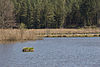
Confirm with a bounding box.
[23,47,34,52]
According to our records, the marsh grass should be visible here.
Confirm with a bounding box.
[35,28,100,37]
[0,29,38,41]
[0,28,100,42]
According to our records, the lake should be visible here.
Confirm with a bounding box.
[0,37,100,67]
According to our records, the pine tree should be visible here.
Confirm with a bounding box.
[26,0,34,28]
[80,0,97,26]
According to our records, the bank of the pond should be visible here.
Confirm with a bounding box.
[35,28,100,37]
[0,29,41,41]
[0,28,100,41]
[37,34,100,37]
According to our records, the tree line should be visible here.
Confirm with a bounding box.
[0,0,100,29]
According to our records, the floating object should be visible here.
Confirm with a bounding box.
[23,47,34,52]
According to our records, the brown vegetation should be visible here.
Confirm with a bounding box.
[0,0,17,28]
[34,28,100,37]
[0,29,38,41]
[35,28,100,34]
[0,28,100,42]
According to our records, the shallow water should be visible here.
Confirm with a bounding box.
[0,37,100,67]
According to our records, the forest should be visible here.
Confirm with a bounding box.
[0,0,100,29]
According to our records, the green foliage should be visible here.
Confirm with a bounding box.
[23,47,34,49]
[1,0,99,29]
[20,23,26,29]
[23,47,34,52]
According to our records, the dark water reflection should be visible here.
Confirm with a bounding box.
[0,37,100,67]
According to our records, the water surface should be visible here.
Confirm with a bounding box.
[0,37,100,67]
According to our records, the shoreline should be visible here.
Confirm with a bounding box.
[37,33,100,37]
[0,28,100,41]
[35,28,100,37]
[0,29,39,41]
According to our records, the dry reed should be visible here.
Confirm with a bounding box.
[34,28,100,37]
[0,28,100,41]
[34,28,100,34]
[0,29,38,41]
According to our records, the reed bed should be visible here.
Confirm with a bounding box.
[0,28,100,41]
[34,28,100,37]
[0,29,39,41]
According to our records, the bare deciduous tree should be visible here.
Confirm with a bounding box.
[0,0,16,28]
